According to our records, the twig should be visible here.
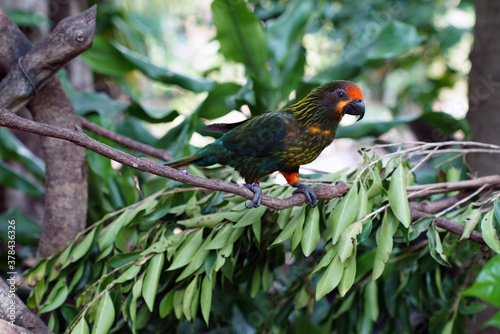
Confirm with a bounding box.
[407,175,500,198]
[411,210,486,245]
[435,185,487,218]
[79,117,174,161]
[66,283,115,334]
[407,146,438,176]
[358,141,500,179]
[0,108,349,210]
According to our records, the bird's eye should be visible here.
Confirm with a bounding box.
[336,90,347,99]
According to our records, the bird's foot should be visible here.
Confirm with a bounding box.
[243,183,262,208]
[292,183,317,207]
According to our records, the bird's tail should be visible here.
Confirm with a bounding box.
[164,155,202,168]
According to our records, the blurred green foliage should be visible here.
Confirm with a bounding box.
[4,0,500,333]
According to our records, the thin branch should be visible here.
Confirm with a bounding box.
[358,141,500,179]
[409,192,488,245]
[409,191,472,214]
[412,210,486,245]
[79,116,173,161]
[407,175,500,198]
[435,185,487,218]
[0,108,349,210]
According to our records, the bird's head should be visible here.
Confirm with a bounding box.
[315,80,365,122]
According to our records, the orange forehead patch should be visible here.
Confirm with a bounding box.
[343,82,364,100]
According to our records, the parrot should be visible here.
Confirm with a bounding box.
[165,80,365,208]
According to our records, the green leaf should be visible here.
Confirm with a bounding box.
[99,209,140,251]
[494,200,500,226]
[388,163,412,228]
[483,310,500,330]
[130,275,143,327]
[177,212,245,228]
[7,10,50,27]
[39,281,69,314]
[427,222,451,267]
[68,90,128,117]
[461,208,481,241]
[143,253,165,311]
[173,289,184,319]
[463,255,500,308]
[330,182,359,244]
[108,251,143,268]
[143,233,184,255]
[266,0,313,64]
[316,255,343,300]
[201,276,212,326]
[366,167,383,199]
[372,210,399,281]
[356,184,369,221]
[481,210,500,253]
[92,290,115,334]
[338,249,357,297]
[49,245,74,282]
[68,229,96,265]
[0,208,41,246]
[250,268,261,298]
[111,41,216,93]
[418,112,470,140]
[113,264,142,284]
[338,221,363,263]
[364,281,379,322]
[71,315,90,334]
[262,261,273,291]
[277,207,292,229]
[168,229,204,270]
[81,36,135,76]
[176,234,211,282]
[197,83,241,120]
[212,0,268,78]
[233,205,267,228]
[311,246,337,277]
[0,161,44,196]
[336,115,417,139]
[270,206,305,247]
[0,127,44,180]
[205,224,233,250]
[159,290,174,318]
[182,277,198,321]
[364,21,424,60]
[61,304,78,323]
[301,206,321,257]
[291,209,306,252]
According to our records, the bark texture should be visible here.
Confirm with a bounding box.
[0,7,96,257]
[467,0,500,175]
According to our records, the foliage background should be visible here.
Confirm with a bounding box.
[2,0,500,333]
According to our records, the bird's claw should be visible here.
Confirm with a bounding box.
[292,183,317,207]
[244,183,262,208]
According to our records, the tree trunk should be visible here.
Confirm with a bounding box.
[467,0,500,175]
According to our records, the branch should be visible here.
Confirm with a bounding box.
[0,108,349,209]
[0,5,97,111]
[0,320,35,334]
[0,280,52,334]
[407,175,500,199]
[412,209,486,245]
[0,6,96,258]
[409,193,487,245]
[79,117,174,161]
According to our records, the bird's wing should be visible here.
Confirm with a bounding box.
[202,119,250,134]
[221,112,291,158]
